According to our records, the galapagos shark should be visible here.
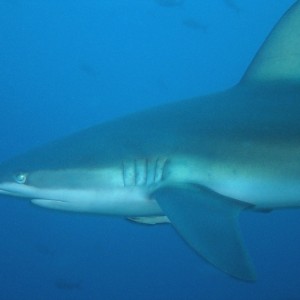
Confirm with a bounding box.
[0,1,300,281]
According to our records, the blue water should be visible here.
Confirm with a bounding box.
[0,0,299,299]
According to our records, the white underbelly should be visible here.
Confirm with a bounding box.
[169,157,300,209]
[30,186,163,216]
[0,181,163,216]
[208,176,300,209]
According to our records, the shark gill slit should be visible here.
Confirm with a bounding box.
[154,158,168,183]
[122,158,168,187]
[135,159,147,186]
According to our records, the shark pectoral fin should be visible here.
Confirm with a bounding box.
[127,216,170,225]
[152,184,256,281]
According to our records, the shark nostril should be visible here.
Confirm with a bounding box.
[14,173,27,184]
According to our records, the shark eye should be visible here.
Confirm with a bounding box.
[14,173,27,184]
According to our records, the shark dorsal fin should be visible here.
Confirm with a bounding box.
[241,1,300,84]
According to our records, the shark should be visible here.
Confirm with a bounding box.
[0,0,299,282]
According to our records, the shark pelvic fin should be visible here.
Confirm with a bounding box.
[241,1,300,84]
[152,184,256,281]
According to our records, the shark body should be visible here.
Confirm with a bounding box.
[0,1,300,281]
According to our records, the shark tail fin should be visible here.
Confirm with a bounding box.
[241,1,300,84]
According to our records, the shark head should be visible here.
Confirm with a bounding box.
[0,143,163,216]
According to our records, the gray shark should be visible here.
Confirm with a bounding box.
[0,1,299,282]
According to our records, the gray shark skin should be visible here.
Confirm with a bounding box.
[0,1,300,282]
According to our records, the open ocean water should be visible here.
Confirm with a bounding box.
[0,0,299,299]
